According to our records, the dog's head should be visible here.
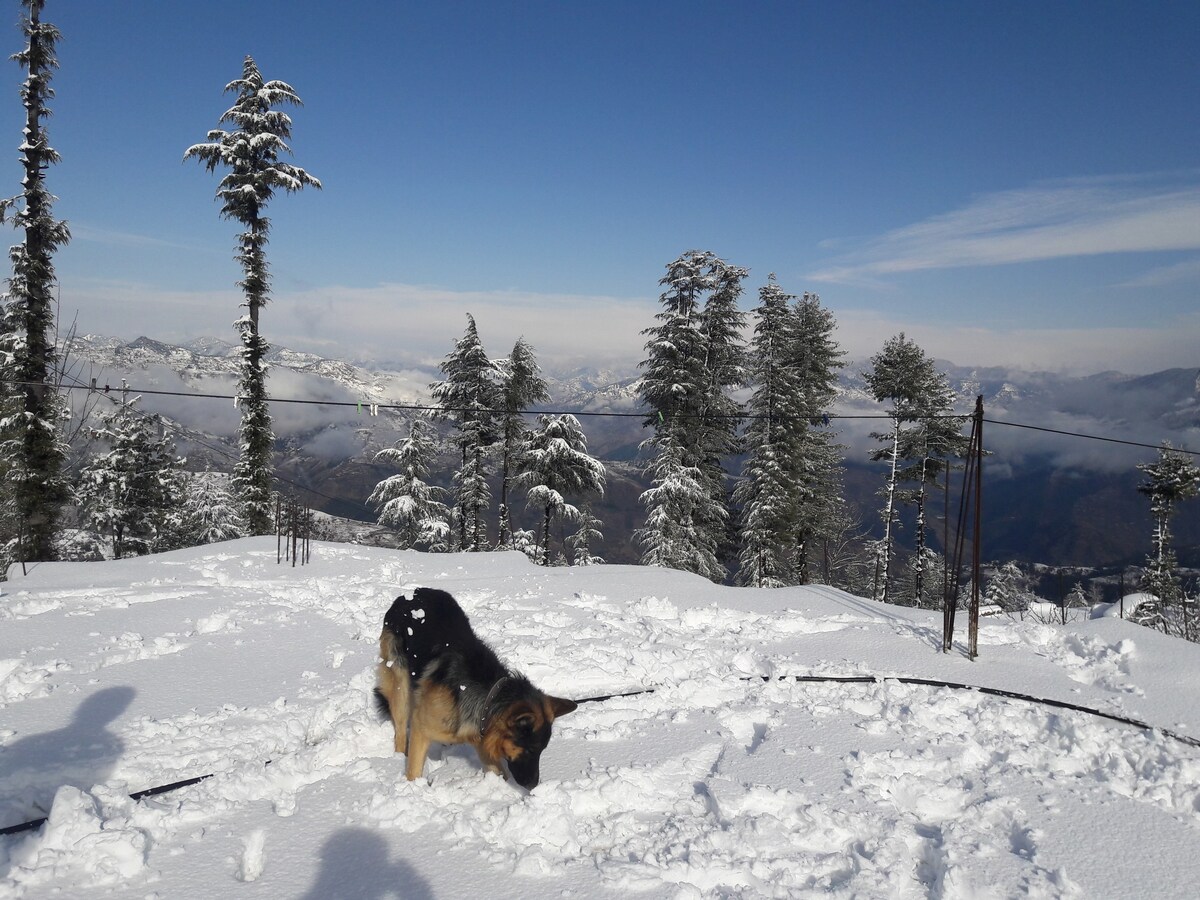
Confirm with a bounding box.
[484,693,577,789]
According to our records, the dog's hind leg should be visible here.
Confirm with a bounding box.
[377,631,411,754]
[405,721,431,781]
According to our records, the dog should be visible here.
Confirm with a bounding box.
[374,587,577,789]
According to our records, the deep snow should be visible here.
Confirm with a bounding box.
[2,539,1199,898]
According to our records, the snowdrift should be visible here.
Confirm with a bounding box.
[2,539,1199,897]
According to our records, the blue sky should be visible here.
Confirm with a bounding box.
[8,0,1199,373]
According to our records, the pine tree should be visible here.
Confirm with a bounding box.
[1134,443,1200,636]
[0,0,70,561]
[984,561,1033,613]
[185,56,320,535]
[637,250,745,581]
[894,381,966,606]
[77,398,184,559]
[568,502,605,565]
[495,338,549,549]
[695,258,748,498]
[430,314,498,551]
[863,333,947,604]
[175,468,246,547]
[368,417,450,550]
[786,292,846,583]
[635,442,719,576]
[517,414,605,565]
[734,283,845,587]
[734,276,805,587]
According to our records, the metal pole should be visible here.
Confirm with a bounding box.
[968,395,983,661]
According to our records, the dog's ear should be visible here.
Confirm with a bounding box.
[547,696,578,719]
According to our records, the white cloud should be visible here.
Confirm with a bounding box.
[1117,256,1200,288]
[70,224,210,253]
[809,174,1200,284]
[61,278,656,373]
[835,309,1200,376]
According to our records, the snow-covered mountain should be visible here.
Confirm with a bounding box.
[62,335,1199,568]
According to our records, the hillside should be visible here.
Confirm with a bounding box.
[2,539,1199,896]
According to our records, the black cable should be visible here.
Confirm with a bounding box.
[55,371,383,524]
[18,375,1192,455]
[983,417,1197,455]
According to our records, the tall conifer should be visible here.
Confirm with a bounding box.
[185,56,320,534]
[1134,443,1200,636]
[735,276,804,587]
[864,333,946,604]
[637,250,746,582]
[430,314,498,551]
[495,338,549,549]
[0,0,70,561]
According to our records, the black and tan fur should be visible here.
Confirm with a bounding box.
[374,587,577,789]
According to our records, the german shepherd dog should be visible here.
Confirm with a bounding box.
[375,587,577,789]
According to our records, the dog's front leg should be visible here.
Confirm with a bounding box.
[475,743,506,780]
[405,727,431,781]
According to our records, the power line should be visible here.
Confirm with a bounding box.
[28,376,1195,457]
[52,372,383,524]
[983,418,1198,456]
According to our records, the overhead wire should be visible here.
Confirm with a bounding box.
[5,371,1194,531]
[20,375,1195,456]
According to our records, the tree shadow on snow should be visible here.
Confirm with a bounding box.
[300,828,435,900]
[0,685,135,827]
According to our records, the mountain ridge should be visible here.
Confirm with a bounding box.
[63,333,1199,570]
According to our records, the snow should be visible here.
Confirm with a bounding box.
[2,539,1199,898]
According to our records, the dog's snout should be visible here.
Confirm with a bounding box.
[508,753,540,789]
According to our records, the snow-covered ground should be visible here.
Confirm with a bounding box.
[2,539,1199,898]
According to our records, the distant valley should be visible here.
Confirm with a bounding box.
[64,334,1200,571]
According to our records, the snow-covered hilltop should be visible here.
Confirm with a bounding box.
[2,540,1198,896]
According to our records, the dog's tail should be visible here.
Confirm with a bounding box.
[372,687,391,721]
[374,625,404,722]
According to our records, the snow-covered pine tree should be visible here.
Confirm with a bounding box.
[894,377,966,606]
[175,468,246,547]
[185,56,320,536]
[786,292,846,584]
[863,333,947,604]
[1063,582,1090,621]
[495,338,549,549]
[734,276,805,587]
[637,250,745,582]
[517,413,605,566]
[984,561,1034,614]
[1133,442,1200,637]
[635,441,718,576]
[430,314,499,551]
[695,257,748,505]
[367,417,450,551]
[77,397,184,559]
[568,502,605,565]
[0,0,71,561]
